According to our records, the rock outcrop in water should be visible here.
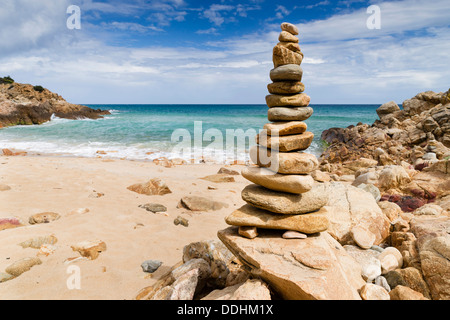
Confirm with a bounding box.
[0,80,110,128]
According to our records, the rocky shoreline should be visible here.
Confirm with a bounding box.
[0,80,110,128]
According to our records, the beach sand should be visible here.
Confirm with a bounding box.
[0,155,249,300]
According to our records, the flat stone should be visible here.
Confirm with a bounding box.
[270,64,303,82]
[217,227,365,300]
[241,166,314,194]
[278,31,299,43]
[282,231,307,239]
[28,212,61,225]
[139,203,167,213]
[268,107,313,122]
[179,196,228,211]
[201,279,271,300]
[273,44,303,68]
[238,226,258,239]
[250,146,319,174]
[267,81,304,95]
[360,283,390,300]
[256,131,314,152]
[241,184,329,215]
[5,257,42,277]
[225,205,329,234]
[281,22,299,35]
[266,93,310,108]
[263,121,307,136]
[351,225,376,249]
[141,260,163,273]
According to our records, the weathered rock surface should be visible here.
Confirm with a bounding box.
[71,240,107,260]
[323,182,391,246]
[273,45,303,68]
[202,279,271,300]
[5,257,42,277]
[218,227,365,300]
[28,212,61,225]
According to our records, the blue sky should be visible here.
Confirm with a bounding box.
[1,0,449,104]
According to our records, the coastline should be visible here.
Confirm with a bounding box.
[0,154,249,300]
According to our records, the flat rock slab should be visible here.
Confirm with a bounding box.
[250,147,319,174]
[179,196,229,211]
[241,166,314,194]
[225,204,329,234]
[139,203,168,213]
[270,64,303,82]
[263,121,307,136]
[268,107,313,122]
[267,81,304,95]
[256,131,314,152]
[201,174,235,183]
[217,227,364,300]
[241,184,329,215]
[266,93,310,108]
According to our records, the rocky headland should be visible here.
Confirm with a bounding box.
[0,78,110,128]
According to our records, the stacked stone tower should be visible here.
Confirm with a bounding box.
[224,22,330,239]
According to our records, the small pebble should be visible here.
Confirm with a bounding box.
[141,260,162,273]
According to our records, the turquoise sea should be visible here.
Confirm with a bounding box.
[0,104,379,163]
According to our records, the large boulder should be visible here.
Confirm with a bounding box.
[218,227,365,300]
[323,182,391,245]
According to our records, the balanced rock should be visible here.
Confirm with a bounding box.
[268,107,313,122]
[241,166,314,194]
[263,121,307,136]
[281,22,299,35]
[278,31,299,43]
[226,204,329,234]
[241,184,329,215]
[266,93,310,108]
[267,81,304,95]
[273,45,303,68]
[270,64,303,82]
[256,131,314,152]
[250,146,319,174]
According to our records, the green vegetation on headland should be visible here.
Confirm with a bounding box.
[0,76,14,84]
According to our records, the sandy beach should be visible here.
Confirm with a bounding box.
[0,154,249,300]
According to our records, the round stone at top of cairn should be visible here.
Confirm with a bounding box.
[224,22,330,239]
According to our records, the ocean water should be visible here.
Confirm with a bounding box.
[0,104,379,163]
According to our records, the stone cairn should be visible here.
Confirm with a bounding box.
[224,22,330,239]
